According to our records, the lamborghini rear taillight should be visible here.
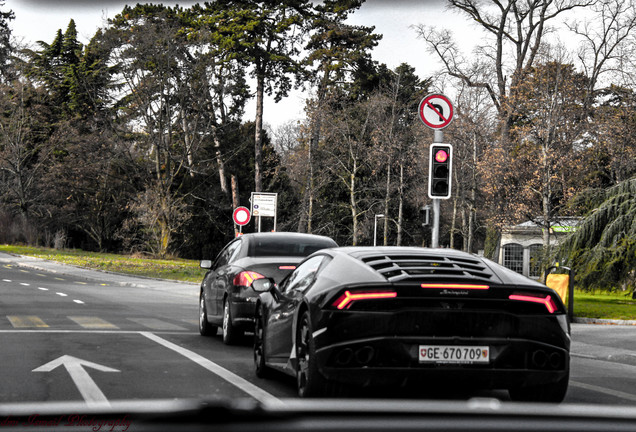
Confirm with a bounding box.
[333,290,397,310]
[509,293,557,314]
[233,271,265,287]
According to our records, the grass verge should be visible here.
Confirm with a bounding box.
[0,244,205,283]
[573,290,636,321]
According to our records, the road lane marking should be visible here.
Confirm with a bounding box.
[33,355,119,408]
[570,380,636,403]
[38,287,49,291]
[127,318,186,331]
[68,316,119,329]
[54,277,65,281]
[20,283,30,286]
[2,279,11,282]
[7,316,49,328]
[56,292,68,297]
[140,332,284,407]
[73,300,85,304]
[75,282,87,285]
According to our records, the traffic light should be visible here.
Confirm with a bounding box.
[428,144,453,199]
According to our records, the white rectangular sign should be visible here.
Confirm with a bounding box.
[251,193,277,217]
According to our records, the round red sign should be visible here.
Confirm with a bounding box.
[232,207,251,226]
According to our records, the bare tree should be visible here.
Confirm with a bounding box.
[415,0,593,146]
[0,82,50,233]
[567,0,636,108]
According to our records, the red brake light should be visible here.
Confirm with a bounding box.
[334,290,397,310]
[421,283,490,290]
[279,266,296,270]
[509,294,557,314]
[233,271,265,287]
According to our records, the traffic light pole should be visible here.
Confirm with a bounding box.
[431,130,443,248]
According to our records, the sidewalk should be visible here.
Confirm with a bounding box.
[573,317,636,326]
[0,252,199,293]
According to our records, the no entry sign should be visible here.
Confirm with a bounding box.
[419,94,454,129]
[232,206,251,226]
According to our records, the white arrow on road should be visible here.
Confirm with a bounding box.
[33,355,120,407]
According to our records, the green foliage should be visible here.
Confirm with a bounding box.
[0,1,14,79]
[560,177,636,292]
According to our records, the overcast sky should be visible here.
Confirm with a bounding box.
[7,0,479,128]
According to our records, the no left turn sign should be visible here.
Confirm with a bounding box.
[419,94,454,129]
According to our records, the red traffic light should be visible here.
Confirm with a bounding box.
[435,150,448,163]
[428,144,453,200]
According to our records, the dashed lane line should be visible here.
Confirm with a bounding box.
[7,316,49,328]
[68,316,119,329]
[127,318,186,331]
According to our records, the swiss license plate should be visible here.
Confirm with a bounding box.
[419,345,490,364]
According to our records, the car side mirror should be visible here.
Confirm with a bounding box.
[200,260,212,269]
[252,278,276,293]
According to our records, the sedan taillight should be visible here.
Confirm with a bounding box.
[233,271,265,287]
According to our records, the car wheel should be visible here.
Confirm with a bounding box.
[199,292,217,336]
[296,311,326,397]
[508,372,569,403]
[254,305,271,378]
[222,298,242,345]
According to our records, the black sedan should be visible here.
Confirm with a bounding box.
[198,232,338,344]
[251,246,571,401]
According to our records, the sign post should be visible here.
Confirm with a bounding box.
[418,94,454,248]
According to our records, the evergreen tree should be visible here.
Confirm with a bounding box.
[560,177,636,292]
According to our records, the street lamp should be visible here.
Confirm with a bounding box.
[374,214,385,247]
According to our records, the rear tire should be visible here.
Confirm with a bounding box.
[508,373,569,403]
[222,299,242,345]
[296,311,326,397]
[254,305,271,378]
[199,292,217,336]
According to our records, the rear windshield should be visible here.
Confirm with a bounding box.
[250,237,336,257]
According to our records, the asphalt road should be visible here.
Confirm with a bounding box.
[1,252,636,407]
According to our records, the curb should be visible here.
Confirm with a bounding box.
[573,317,636,326]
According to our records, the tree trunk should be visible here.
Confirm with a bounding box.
[231,174,240,237]
[212,127,229,197]
[397,163,404,246]
[350,160,358,246]
[181,114,195,178]
[254,75,265,192]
